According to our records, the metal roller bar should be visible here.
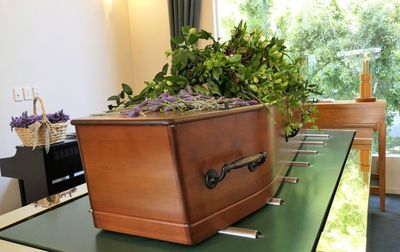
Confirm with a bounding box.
[218,227,262,239]
[289,161,310,167]
[267,198,285,206]
[291,149,319,155]
[51,175,70,185]
[291,141,325,146]
[301,133,330,138]
[284,176,299,183]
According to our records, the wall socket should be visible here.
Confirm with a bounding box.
[13,86,40,102]
[13,88,23,102]
[23,87,33,100]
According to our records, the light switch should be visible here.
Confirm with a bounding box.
[23,87,33,100]
[13,88,23,102]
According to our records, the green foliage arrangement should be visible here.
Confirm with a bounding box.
[108,22,321,135]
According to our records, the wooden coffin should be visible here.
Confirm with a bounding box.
[71,105,301,245]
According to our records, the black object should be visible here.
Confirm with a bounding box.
[0,139,84,205]
[285,127,300,141]
[205,152,267,189]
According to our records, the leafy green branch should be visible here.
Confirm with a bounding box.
[107,21,321,135]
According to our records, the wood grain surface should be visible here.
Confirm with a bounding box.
[73,105,296,244]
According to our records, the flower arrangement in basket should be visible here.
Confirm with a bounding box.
[10,96,70,152]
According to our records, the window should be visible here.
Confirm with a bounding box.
[215,0,400,154]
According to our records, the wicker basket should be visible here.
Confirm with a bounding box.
[15,96,68,148]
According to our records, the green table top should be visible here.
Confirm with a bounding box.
[0,130,355,252]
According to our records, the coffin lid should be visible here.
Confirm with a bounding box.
[71,104,267,126]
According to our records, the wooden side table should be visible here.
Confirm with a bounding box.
[314,100,386,211]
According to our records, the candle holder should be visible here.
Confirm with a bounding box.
[355,54,376,102]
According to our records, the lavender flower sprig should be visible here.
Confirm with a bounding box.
[127,86,257,117]
[46,110,70,124]
[10,110,70,130]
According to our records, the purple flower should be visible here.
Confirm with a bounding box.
[237,101,248,107]
[128,110,140,117]
[247,100,258,105]
[10,110,69,130]
[127,106,141,117]
[183,96,194,101]
[125,87,257,117]
[46,110,70,123]
[148,99,162,106]
[147,105,160,112]
[136,99,149,108]
[159,93,177,103]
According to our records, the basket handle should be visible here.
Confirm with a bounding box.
[33,96,48,122]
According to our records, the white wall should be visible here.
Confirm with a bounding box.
[372,154,400,194]
[198,0,215,48]
[127,0,215,94]
[385,155,400,194]
[128,0,170,94]
[0,0,134,214]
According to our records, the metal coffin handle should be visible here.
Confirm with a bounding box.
[205,152,267,189]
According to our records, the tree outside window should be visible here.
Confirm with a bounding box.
[216,0,400,154]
